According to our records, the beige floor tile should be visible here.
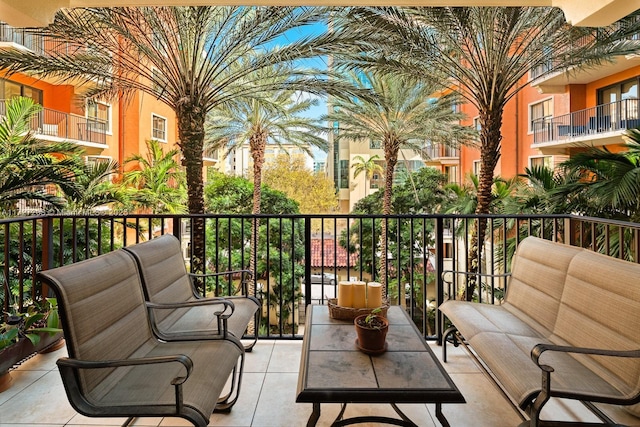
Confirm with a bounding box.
[430,372,524,427]
[0,370,77,424]
[14,345,67,372]
[428,340,483,374]
[252,372,311,426]
[243,340,274,373]
[210,372,265,427]
[0,369,48,405]
[266,341,301,373]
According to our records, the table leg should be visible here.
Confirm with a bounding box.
[307,403,321,427]
[435,403,451,427]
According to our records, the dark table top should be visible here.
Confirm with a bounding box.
[296,305,465,404]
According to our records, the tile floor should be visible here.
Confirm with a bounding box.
[0,338,637,427]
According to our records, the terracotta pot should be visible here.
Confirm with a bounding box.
[354,314,389,355]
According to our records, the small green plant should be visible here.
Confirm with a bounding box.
[357,308,386,330]
[0,298,61,351]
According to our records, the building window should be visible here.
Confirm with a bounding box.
[529,156,553,170]
[87,100,110,133]
[529,98,553,133]
[473,160,481,178]
[370,140,381,149]
[339,160,349,189]
[445,165,458,184]
[0,78,42,104]
[152,114,167,141]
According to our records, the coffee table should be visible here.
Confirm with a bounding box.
[296,305,465,427]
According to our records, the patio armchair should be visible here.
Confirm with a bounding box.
[123,234,261,351]
[37,249,244,427]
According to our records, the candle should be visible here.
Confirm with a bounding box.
[337,281,353,307]
[352,281,367,308]
[367,282,383,308]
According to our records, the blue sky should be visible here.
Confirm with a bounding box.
[267,19,330,163]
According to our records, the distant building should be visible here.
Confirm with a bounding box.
[219,142,315,177]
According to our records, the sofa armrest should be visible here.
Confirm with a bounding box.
[530,343,640,403]
[146,299,235,339]
[57,355,193,416]
[189,269,254,296]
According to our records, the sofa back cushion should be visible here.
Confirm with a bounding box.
[124,234,194,324]
[505,237,580,335]
[38,250,152,395]
[553,249,640,406]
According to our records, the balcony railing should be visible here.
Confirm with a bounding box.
[425,143,459,160]
[0,22,44,54]
[0,100,107,145]
[2,213,639,343]
[532,98,640,144]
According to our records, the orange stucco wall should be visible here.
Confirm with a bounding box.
[458,65,640,184]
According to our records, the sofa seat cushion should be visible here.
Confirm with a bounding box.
[88,337,241,419]
[154,297,259,340]
[469,332,626,410]
[440,300,550,341]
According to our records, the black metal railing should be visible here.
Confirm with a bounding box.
[0,100,107,145]
[532,98,640,144]
[2,213,640,342]
[0,22,44,54]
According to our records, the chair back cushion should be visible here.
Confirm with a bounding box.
[123,235,195,324]
[553,249,640,409]
[37,250,153,395]
[505,237,580,335]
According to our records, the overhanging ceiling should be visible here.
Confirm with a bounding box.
[0,0,636,28]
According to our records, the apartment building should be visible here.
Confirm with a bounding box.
[325,133,427,213]
[219,142,315,178]
[0,22,181,175]
[455,38,640,185]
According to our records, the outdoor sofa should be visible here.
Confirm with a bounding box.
[440,236,640,427]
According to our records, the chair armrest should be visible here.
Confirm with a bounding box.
[532,343,640,367]
[146,299,235,340]
[189,269,253,296]
[146,298,235,319]
[530,343,640,403]
[56,355,193,416]
[57,354,193,385]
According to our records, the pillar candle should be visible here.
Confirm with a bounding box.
[337,281,353,307]
[352,281,367,309]
[367,282,383,309]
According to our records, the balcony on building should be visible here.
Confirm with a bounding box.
[0,99,108,153]
[424,142,459,166]
[530,23,640,94]
[531,98,639,153]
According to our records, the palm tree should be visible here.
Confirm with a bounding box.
[0,97,82,212]
[123,140,187,214]
[351,154,383,197]
[339,6,640,297]
[325,70,473,284]
[0,6,364,276]
[206,65,327,217]
[207,65,326,274]
[555,129,640,222]
[66,159,128,212]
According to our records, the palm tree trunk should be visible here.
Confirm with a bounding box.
[249,132,267,278]
[177,102,206,291]
[380,144,398,290]
[467,108,502,301]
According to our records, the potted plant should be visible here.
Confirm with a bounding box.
[354,308,389,355]
[0,298,63,392]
